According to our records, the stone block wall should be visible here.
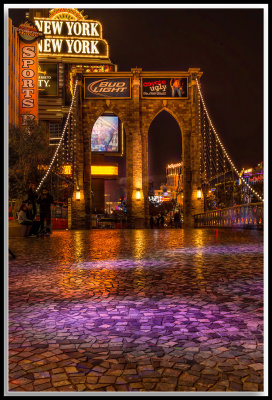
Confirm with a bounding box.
[70,68,204,228]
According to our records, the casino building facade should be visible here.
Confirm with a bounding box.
[9,8,204,228]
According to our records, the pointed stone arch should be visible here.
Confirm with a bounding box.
[141,107,184,225]
[146,106,185,137]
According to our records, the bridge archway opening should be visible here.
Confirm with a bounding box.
[148,109,183,220]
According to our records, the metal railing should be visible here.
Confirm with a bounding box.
[194,202,263,229]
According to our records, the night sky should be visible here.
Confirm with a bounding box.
[8,7,264,191]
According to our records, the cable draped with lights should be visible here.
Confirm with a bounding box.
[35,79,78,193]
[196,77,263,203]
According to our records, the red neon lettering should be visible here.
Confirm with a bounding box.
[143,80,167,87]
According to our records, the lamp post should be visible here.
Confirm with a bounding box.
[76,187,80,201]
[136,189,141,200]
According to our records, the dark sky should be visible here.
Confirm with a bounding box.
[8,7,264,188]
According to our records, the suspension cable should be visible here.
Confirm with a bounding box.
[36,79,78,193]
[196,78,263,202]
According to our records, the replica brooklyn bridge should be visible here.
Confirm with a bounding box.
[10,7,207,229]
[7,6,265,395]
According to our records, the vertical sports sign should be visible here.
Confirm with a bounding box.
[19,42,38,125]
[16,21,43,126]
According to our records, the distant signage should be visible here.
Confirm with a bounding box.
[84,78,131,99]
[248,175,264,182]
[83,64,116,73]
[142,78,188,99]
[38,63,58,96]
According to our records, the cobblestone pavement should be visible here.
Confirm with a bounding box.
[8,228,264,393]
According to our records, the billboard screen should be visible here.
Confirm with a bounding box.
[91,115,119,153]
[38,63,58,96]
[141,77,188,99]
[84,77,131,99]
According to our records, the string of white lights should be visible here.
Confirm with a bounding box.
[197,88,202,182]
[196,78,263,202]
[36,79,78,193]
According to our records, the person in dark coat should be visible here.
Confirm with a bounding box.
[174,212,181,228]
[160,214,165,228]
[27,202,41,236]
[37,187,54,235]
[27,183,38,219]
[150,215,154,229]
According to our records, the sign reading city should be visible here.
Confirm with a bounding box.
[141,78,188,99]
[34,9,109,58]
[84,78,131,99]
[38,63,58,96]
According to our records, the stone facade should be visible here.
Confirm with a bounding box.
[70,67,204,229]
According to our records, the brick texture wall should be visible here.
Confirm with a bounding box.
[70,68,204,228]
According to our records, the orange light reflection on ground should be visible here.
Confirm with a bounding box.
[54,230,122,298]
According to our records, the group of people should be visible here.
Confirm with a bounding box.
[17,184,54,237]
[149,214,165,228]
[150,211,182,229]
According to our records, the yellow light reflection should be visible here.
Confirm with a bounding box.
[193,230,205,292]
[133,230,146,259]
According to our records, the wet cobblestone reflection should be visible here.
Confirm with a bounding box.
[8,229,263,392]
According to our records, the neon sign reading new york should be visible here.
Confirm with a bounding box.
[34,18,109,58]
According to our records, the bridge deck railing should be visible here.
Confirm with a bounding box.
[194,202,263,229]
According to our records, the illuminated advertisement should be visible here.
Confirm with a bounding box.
[141,78,188,98]
[84,78,131,99]
[91,165,118,176]
[34,10,109,58]
[16,21,43,126]
[38,63,58,96]
[91,116,119,152]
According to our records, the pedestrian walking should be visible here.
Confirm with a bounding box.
[27,183,38,219]
[174,212,181,228]
[160,214,165,228]
[37,187,54,235]
[27,202,41,236]
[150,215,154,229]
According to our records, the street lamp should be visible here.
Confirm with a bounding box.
[197,187,202,200]
[136,189,141,200]
[76,187,81,201]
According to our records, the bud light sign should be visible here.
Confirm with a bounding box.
[141,78,188,99]
[84,78,131,99]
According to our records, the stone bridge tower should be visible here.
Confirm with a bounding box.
[70,67,204,229]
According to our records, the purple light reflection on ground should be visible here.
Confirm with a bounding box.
[8,229,263,392]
